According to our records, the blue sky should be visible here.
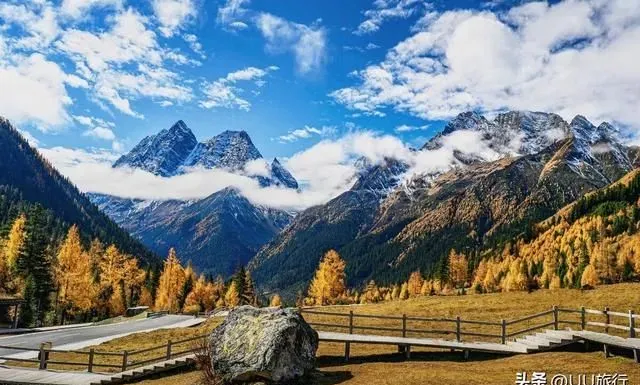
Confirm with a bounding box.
[2,0,640,209]
[1,0,451,157]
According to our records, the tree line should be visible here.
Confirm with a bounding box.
[0,211,282,327]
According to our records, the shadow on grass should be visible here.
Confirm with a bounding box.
[317,350,506,367]
[315,341,613,368]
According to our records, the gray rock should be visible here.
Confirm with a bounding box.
[210,306,318,384]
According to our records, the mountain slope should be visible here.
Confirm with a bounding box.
[91,120,297,276]
[250,111,638,295]
[0,117,155,262]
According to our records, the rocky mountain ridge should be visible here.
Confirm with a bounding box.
[250,111,638,297]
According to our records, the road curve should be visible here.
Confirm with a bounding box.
[0,315,203,359]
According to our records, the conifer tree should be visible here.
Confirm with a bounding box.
[184,275,216,313]
[18,206,53,325]
[270,294,282,307]
[307,250,346,306]
[399,282,409,300]
[243,270,257,306]
[407,271,424,297]
[225,281,240,308]
[580,264,599,289]
[448,249,468,289]
[155,248,185,313]
[5,213,26,272]
[55,226,96,320]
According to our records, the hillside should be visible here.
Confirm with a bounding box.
[0,117,155,262]
[251,112,639,296]
[471,167,640,292]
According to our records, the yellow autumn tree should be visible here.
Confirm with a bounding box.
[184,275,216,313]
[399,282,409,300]
[155,248,185,312]
[270,294,282,307]
[580,264,599,289]
[55,226,96,319]
[307,250,346,306]
[4,214,26,272]
[224,281,240,308]
[407,271,424,297]
[99,245,128,315]
[448,249,468,289]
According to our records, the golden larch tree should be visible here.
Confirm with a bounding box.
[225,281,240,308]
[4,214,26,271]
[307,249,346,306]
[55,225,96,318]
[407,271,424,297]
[448,249,468,289]
[270,294,282,307]
[155,248,185,312]
[580,264,599,289]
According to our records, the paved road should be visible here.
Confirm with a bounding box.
[0,315,203,359]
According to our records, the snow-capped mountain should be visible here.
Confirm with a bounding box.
[113,120,198,177]
[91,120,298,277]
[423,111,572,156]
[250,110,639,297]
[113,120,296,187]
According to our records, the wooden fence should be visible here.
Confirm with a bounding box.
[0,333,208,373]
[300,305,640,344]
[1,305,638,373]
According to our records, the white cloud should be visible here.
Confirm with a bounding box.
[60,0,123,19]
[277,125,336,143]
[39,126,510,211]
[152,0,198,37]
[256,13,327,74]
[217,0,250,31]
[0,54,72,129]
[355,0,424,35]
[395,124,429,132]
[332,0,640,129]
[229,21,249,30]
[183,33,205,57]
[200,66,277,111]
[57,9,194,117]
[83,127,116,141]
[0,2,59,50]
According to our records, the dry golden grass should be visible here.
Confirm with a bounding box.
[136,283,640,385]
[6,317,222,372]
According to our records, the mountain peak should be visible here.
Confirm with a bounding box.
[270,158,298,189]
[184,129,262,171]
[442,111,489,135]
[113,120,198,176]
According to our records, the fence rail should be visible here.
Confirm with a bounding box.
[300,305,640,345]
[0,333,208,373]
[1,305,638,373]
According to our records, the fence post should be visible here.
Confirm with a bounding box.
[38,343,46,370]
[166,340,173,360]
[604,307,610,334]
[553,306,559,330]
[88,348,94,373]
[629,310,636,338]
[456,316,461,342]
[345,310,353,362]
[580,307,586,330]
[501,319,506,344]
[402,314,407,338]
[121,351,128,372]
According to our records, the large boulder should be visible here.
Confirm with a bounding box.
[210,306,319,384]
